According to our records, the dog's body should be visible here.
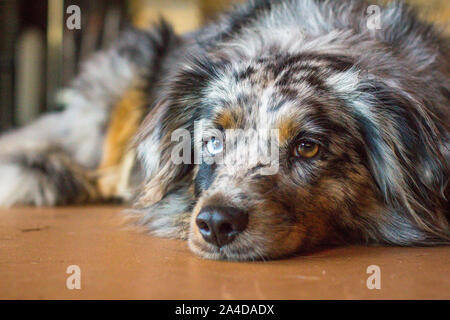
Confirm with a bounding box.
[0,0,448,260]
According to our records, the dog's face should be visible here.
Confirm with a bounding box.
[135,48,448,261]
[185,53,379,260]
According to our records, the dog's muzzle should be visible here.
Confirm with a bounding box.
[196,206,248,247]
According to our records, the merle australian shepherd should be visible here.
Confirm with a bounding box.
[0,0,448,260]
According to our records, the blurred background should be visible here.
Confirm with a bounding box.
[0,0,448,131]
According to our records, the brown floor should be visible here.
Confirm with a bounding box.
[0,206,448,299]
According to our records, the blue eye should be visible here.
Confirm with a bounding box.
[206,137,223,155]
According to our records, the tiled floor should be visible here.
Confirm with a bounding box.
[0,206,448,299]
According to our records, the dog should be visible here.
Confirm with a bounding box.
[0,0,448,261]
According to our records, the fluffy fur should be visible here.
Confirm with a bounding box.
[0,0,448,260]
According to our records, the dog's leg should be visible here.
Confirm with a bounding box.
[96,85,147,201]
[0,22,178,207]
[0,149,99,206]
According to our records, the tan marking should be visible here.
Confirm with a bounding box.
[97,84,147,199]
[277,117,298,145]
[215,108,244,129]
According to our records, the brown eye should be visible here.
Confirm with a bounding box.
[293,141,319,158]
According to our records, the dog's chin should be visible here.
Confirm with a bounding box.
[188,238,271,261]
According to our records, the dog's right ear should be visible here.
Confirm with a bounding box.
[129,97,195,239]
[132,48,227,212]
[133,97,193,206]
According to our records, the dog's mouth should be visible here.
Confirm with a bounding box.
[188,237,269,261]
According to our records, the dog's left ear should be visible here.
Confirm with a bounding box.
[355,81,449,244]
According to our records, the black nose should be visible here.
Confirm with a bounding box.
[196,206,248,247]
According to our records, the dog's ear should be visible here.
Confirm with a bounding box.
[135,53,224,205]
[133,97,193,206]
[129,56,219,237]
[127,97,194,239]
[355,81,449,244]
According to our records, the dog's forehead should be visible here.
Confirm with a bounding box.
[204,68,277,115]
[203,56,336,130]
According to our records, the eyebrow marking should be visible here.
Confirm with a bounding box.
[214,108,245,129]
[277,116,299,145]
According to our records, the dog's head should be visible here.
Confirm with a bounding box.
[134,41,449,260]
